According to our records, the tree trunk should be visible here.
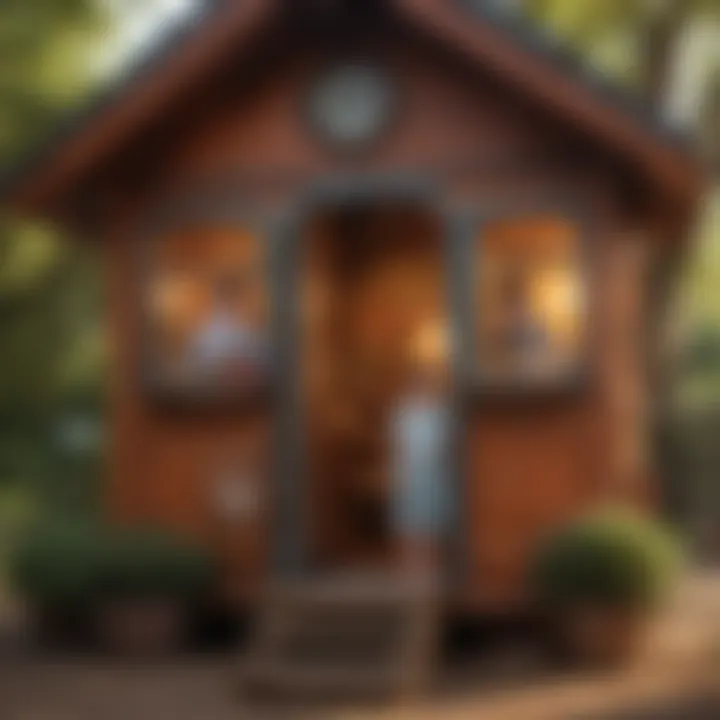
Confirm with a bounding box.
[642,0,693,108]
[699,74,720,179]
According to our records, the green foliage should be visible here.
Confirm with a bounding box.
[525,0,720,95]
[11,520,215,607]
[532,509,683,609]
[0,0,101,161]
[0,1,110,508]
[95,528,215,602]
[525,0,648,86]
[683,325,720,375]
[11,518,102,607]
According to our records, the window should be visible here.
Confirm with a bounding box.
[474,215,586,386]
[143,225,270,397]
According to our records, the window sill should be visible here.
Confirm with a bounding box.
[463,368,588,402]
[143,377,273,412]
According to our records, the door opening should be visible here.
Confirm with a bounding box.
[296,200,451,571]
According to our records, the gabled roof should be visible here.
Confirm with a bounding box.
[0,0,704,218]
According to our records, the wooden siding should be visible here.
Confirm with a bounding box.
[102,27,651,608]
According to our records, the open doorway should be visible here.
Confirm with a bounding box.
[297,200,451,571]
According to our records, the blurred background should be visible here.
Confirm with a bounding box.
[0,0,718,586]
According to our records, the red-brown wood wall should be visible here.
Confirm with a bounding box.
[99,24,652,609]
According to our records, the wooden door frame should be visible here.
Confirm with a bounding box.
[270,173,470,582]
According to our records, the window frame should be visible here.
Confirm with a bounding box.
[271,173,471,578]
[458,202,595,398]
[136,199,273,409]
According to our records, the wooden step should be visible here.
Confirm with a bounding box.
[242,658,403,698]
[262,572,438,608]
[241,573,441,702]
[259,617,403,664]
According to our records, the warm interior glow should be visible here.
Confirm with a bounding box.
[476,216,585,378]
[146,226,268,388]
[412,319,450,368]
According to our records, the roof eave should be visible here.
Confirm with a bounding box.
[0,0,706,221]
[394,0,706,208]
[0,0,278,219]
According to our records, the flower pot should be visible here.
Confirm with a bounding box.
[95,598,186,656]
[558,605,649,668]
[34,604,93,650]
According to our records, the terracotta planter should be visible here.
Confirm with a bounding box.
[35,605,93,649]
[95,599,186,656]
[558,605,649,668]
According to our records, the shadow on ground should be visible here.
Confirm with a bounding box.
[579,694,720,720]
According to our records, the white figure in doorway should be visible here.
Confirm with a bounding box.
[390,321,451,587]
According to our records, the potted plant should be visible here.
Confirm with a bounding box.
[12,520,214,654]
[531,508,682,667]
[93,527,214,655]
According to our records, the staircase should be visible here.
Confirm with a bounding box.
[240,572,441,703]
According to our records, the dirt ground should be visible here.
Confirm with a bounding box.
[0,652,716,720]
[0,572,718,720]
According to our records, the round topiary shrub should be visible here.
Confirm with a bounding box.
[90,527,216,655]
[95,527,214,602]
[532,508,683,611]
[11,519,216,653]
[531,508,684,666]
[12,521,214,607]
[11,518,103,609]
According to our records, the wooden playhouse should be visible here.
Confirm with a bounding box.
[0,0,703,612]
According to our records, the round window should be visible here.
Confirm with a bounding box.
[309,63,395,149]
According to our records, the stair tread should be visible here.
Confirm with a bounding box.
[242,573,442,700]
[242,657,404,694]
[265,573,440,607]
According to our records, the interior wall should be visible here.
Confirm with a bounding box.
[300,205,447,569]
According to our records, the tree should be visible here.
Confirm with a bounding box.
[523,0,720,126]
[0,0,107,503]
[0,1,206,510]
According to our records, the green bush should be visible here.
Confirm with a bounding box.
[96,528,214,601]
[11,518,102,607]
[532,509,683,610]
[11,520,214,607]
